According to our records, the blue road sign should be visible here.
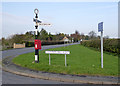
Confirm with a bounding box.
[98,22,103,32]
[33,18,42,23]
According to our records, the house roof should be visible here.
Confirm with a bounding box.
[62,36,70,41]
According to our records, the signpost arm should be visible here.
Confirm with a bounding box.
[101,31,103,68]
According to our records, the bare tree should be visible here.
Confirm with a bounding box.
[75,30,80,35]
[88,31,96,39]
[80,33,85,39]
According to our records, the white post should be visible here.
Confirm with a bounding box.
[65,54,67,67]
[49,54,51,65]
[101,31,103,68]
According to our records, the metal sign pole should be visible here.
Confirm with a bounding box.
[101,31,103,68]
[49,54,51,65]
[34,9,39,63]
[65,54,67,67]
[98,22,103,68]
[33,8,51,63]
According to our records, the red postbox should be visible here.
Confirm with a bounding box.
[34,39,41,49]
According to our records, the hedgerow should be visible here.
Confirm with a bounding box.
[82,39,120,55]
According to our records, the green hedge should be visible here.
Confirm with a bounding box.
[25,41,34,47]
[41,41,65,45]
[82,39,120,54]
[25,41,65,47]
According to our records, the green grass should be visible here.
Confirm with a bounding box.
[12,44,118,76]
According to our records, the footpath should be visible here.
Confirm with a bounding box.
[2,55,119,84]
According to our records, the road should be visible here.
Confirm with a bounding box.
[1,43,79,84]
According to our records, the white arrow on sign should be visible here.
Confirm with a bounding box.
[39,23,51,25]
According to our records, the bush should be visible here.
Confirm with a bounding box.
[25,41,34,47]
[41,41,65,45]
[25,41,66,47]
[82,39,120,54]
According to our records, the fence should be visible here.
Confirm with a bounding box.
[13,43,25,48]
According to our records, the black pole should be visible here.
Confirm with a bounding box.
[34,9,39,63]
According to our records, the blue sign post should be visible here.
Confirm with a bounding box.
[98,22,103,32]
[98,22,103,68]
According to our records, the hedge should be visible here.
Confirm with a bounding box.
[25,41,67,47]
[82,39,120,54]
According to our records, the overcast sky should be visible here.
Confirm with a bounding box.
[1,1,118,38]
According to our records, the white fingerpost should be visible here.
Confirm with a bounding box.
[101,31,103,68]
[35,29,38,35]
[33,8,51,63]
[98,22,103,68]
[65,54,67,67]
[49,54,51,65]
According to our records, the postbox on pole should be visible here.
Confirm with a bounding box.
[33,8,51,63]
[34,39,41,50]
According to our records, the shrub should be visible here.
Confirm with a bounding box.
[25,41,34,47]
[25,41,66,47]
[82,39,120,54]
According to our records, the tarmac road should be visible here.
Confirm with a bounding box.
[1,43,79,84]
[2,71,72,84]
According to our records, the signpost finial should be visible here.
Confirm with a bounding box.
[34,8,39,14]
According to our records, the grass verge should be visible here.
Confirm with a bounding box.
[12,44,118,76]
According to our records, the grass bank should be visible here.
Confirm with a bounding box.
[12,44,118,76]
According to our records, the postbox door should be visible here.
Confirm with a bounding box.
[34,40,41,49]
[35,40,38,49]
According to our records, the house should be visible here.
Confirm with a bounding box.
[71,34,80,42]
[62,36,71,42]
